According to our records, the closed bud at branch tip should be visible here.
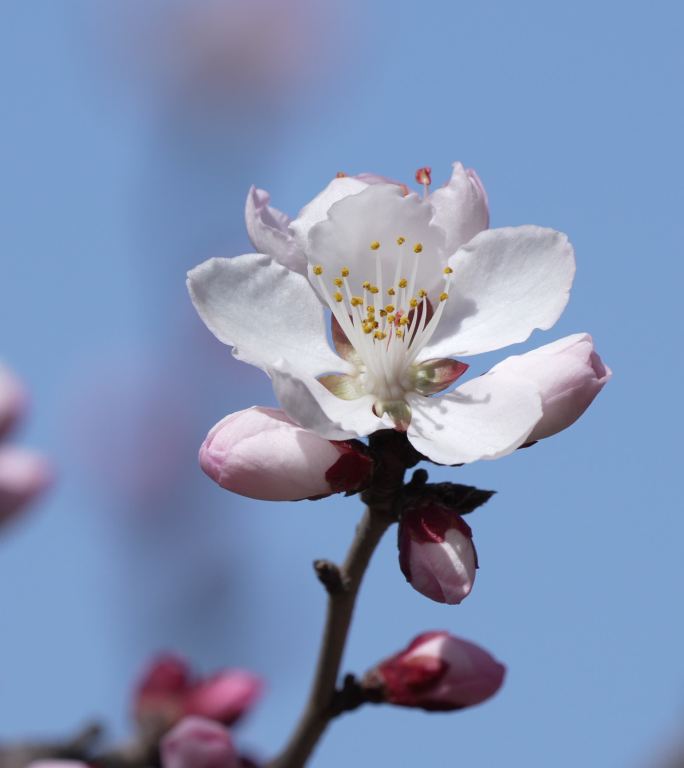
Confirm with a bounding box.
[199,407,373,501]
[363,631,505,711]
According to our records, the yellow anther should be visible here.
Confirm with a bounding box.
[370,241,381,250]
[409,298,418,308]
[374,331,387,340]
[387,287,396,296]
[374,321,379,328]
[362,280,371,290]
[399,316,409,326]
[398,278,408,288]
[395,328,404,339]
[366,305,375,315]
[341,267,350,277]
[397,236,406,245]
[363,324,374,334]
[351,296,363,307]
[443,266,453,274]
[413,243,423,253]
[334,291,344,302]
[369,285,379,294]
[418,288,427,298]
[385,304,395,313]
[333,277,343,287]
[336,171,347,178]
[387,314,396,324]
[313,265,323,275]
[379,309,387,317]
[440,292,449,302]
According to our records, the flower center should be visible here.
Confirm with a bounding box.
[310,237,454,425]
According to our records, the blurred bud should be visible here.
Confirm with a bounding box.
[27,763,89,768]
[0,448,52,528]
[134,654,192,731]
[415,166,432,187]
[363,631,505,711]
[184,670,263,727]
[491,333,611,442]
[199,407,373,501]
[161,717,238,768]
[0,364,26,439]
[398,502,477,604]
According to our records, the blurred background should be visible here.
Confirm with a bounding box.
[0,1,682,766]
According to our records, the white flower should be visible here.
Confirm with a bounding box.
[188,163,581,465]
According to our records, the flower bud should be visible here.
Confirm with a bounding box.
[199,407,373,501]
[0,448,52,527]
[0,364,26,439]
[161,717,239,768]
[184,670,263,726]
[491,333,611,442]
[398,502,477,604]
[364,631,505,711]
[133,654,192,730]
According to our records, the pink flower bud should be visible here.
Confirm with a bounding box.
[364,631,506,711]
[184,670,263,726]
[133,654,192,728]
[161,717,239,768]
[0,364,26,439]
[399,502,477,604]
[491,333,611,443]
[199,407,373,501]
[0,448,52,527]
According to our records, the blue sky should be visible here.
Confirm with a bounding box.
[1,2,682,767]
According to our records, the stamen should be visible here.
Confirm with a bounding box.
[396,236,406,245]
[440,292,449,302]
[336,171,347,178]
[374,331,387,340]
[443,266,453,275]
[398,278,408,288]
[409,298,418,308]
[333,278,343,287]
[334,291,343,302]
[362,280,371,290]
[313,265,323,275]
[413,243,423,254]
[418,289,427,298]
[387,287,396,296]
[341,267,350,277]
[370,241,380,250]
[351,296,363,307]
[385,304,395,313]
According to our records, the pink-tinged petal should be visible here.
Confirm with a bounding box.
[289,176,369,255]
[417,225,576,361]
[0,448,52,527]
[429,162,489,254]
[244,186,307,275]
[406,368,542,465]
[270,365,390,440]
[161,717,239,768]
[354,172,410,195]
[199,407,372,500]
[399,505,476,604]
[187,254,348,379]
[364,631,505,711]
[184,670,263,726]
[0,364,27,440]
[490,333,611,441]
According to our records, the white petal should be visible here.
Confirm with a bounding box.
[417,226,575,361]
[429,162,489,254]
[308,184,447,297]
[270,364,390,440]
[244,186,307,274]
[187,254,347,378]
[289,176,369,255]
[406,369,542,464]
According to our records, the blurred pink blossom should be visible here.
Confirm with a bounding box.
[161,716,239,768]
[0,364,51,530]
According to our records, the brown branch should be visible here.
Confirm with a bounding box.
[267,431,415,768]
